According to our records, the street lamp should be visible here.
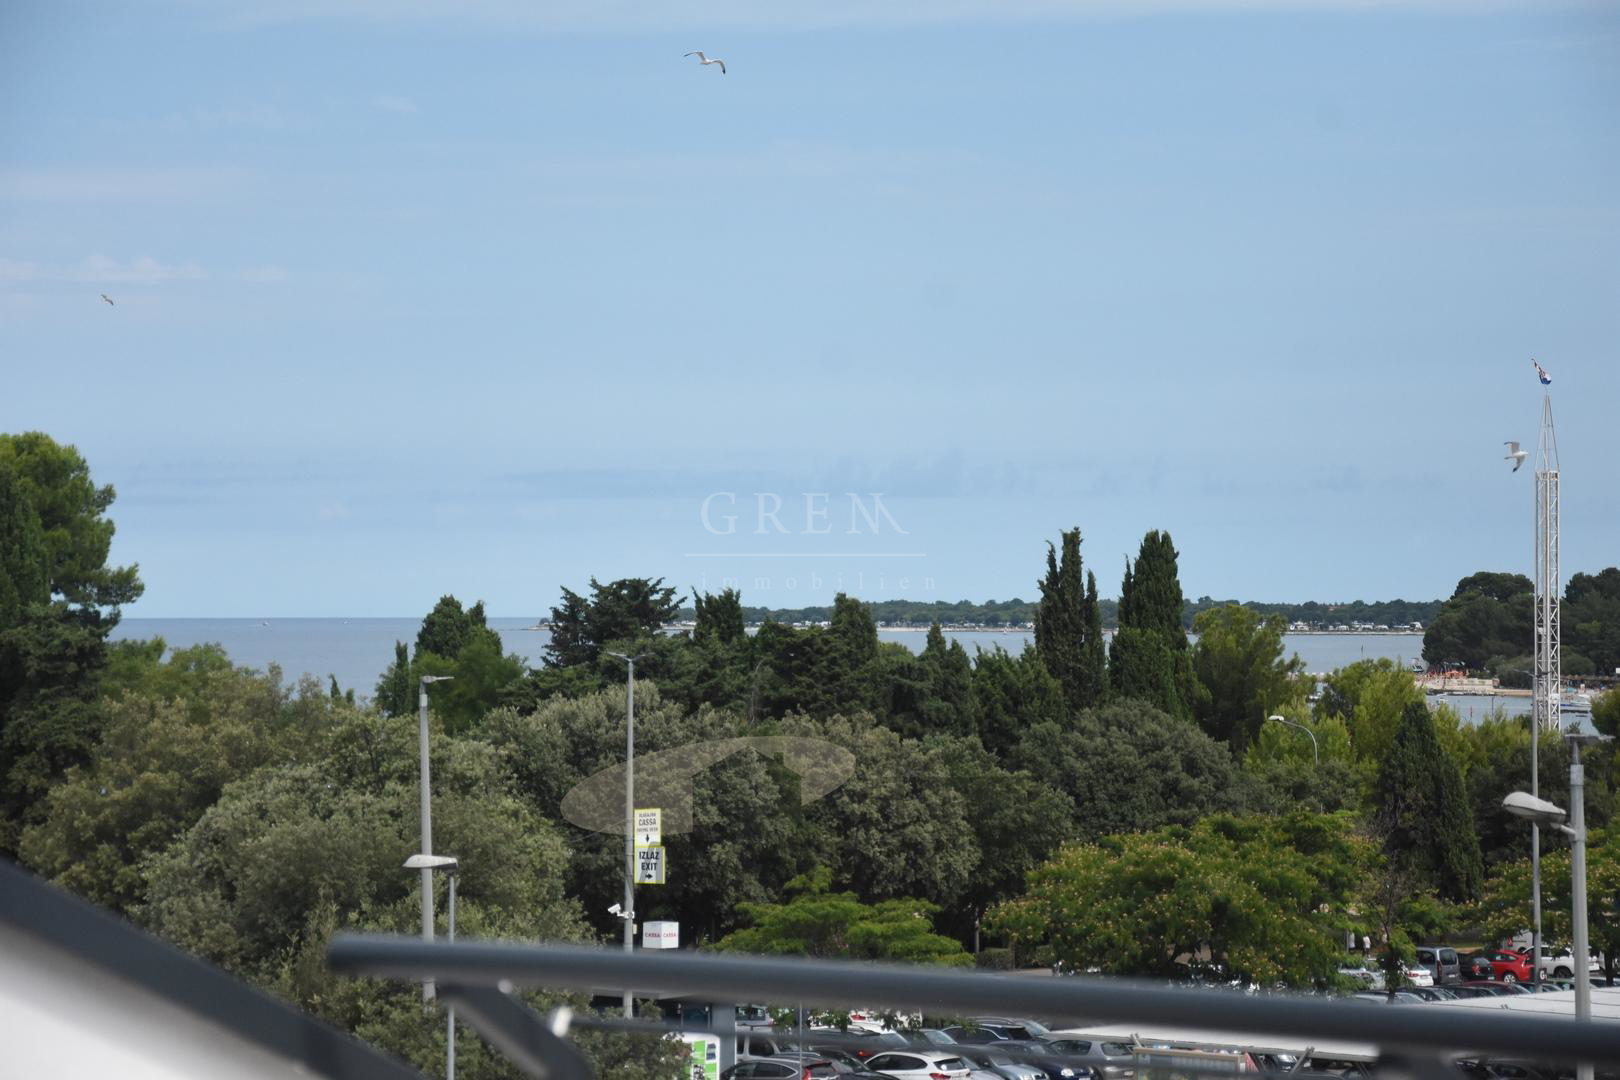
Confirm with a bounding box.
[604,651,649,1020]
[404,854,460,1080]
[1503,731,1612,1080]
[1266,715,1319,766]
[418,675,454,1000]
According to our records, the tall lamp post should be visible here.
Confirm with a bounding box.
[604,651,649,1020]
[1266,715,1318,765]
[404,854,459,1080]
[418,674,454,1000]
[1503,731,1611,1080]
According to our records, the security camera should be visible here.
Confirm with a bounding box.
[608,903,623,917]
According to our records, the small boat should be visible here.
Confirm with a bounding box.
[1559,690,1593,713]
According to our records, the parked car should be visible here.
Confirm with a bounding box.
[1400,963,1435,988]
[1413,945,1461,985]
[840,1033,913,1062]
[1535,947,1601,979]
[1041,1036,1136,1080]
[1459,953,1496,980]
[723,1057,843,1080]
[951,1048,1048,1080]
[1350,990,1422,1004]
[863,1050,974,1080]
[1457,980,1530,997]
[1481,950,1536,983]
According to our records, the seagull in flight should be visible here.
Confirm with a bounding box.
[1505,441,1527,473]
[684,51,726,74]
[100,294,114,306]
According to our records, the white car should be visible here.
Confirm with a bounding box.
[865,1050,974,1080]
[1538,947,1601,979]
[1400,963,1434,987]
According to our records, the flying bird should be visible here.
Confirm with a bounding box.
[684,51,726,74]
[1505,441,1527,473]
[100,294,114,306]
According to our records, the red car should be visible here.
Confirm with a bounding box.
[1481,949,1535,983]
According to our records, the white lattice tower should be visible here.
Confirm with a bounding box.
[1533,392,1560,732]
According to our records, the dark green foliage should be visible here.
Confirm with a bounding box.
[372,641,413,717]
[1081,570,1108,705]
[0,465,49,626]
[1190,604,1306,753]
[1374,702,1485,902]
[1110,531,1196,720]
[544,577,679,668]
[1034,528,1105,712]
[0,435,142,853]
[884,625,979,739]
[693,587,747,644]
[1011,700,1245,840]
[928,736,1071,932]
[746,595,886,721]
[1422,572,1533,670]
[1564,568,1620,675]
[970,644,1064,757]
[0,433,143,608]
[712,865,971,965]
[20,654,335,912]
[415,595,501,661]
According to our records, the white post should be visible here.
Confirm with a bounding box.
[623,657,636,1020]
[447,872,457,1080]
[419,679,435,1002]
[1569,741,1592,1080]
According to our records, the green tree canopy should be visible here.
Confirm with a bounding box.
[545,577,679,667]
[0,432,143,607]
[1190,604,1307,753]
[1034,528,1105,712]
[19,653,338,912]
[1476,823,1620,983]
[1373,701,1484,903]
[415,594,501,661]
[970,644,1064,757]
[1422,571,1533,671]
[990,814,1361,987]
[712,866,971,966]
[1110,531,1195,719]
[1564,568,1620,676]
[1010,700,1245,840]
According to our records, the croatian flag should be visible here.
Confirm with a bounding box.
[1533,360,1551,385]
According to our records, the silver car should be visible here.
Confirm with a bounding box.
[1041,1037,1136,1080]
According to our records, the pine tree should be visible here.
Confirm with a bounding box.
[693,587,747,645]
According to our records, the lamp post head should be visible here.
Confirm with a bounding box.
[1502,790,1568,826]
[605,651,651,664]
[420,675,455,685]
[403,853,459,873]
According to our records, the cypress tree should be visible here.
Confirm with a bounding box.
[1110,530,1195,720]
[1080,570,1108,706]
[1374,701,1485,903]
[1035,528,1102,713]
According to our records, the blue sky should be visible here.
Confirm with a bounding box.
[3,0,1617,617]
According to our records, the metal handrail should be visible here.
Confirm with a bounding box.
[326,936,1620,1067]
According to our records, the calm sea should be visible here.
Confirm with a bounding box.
[111,619,1534,723]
